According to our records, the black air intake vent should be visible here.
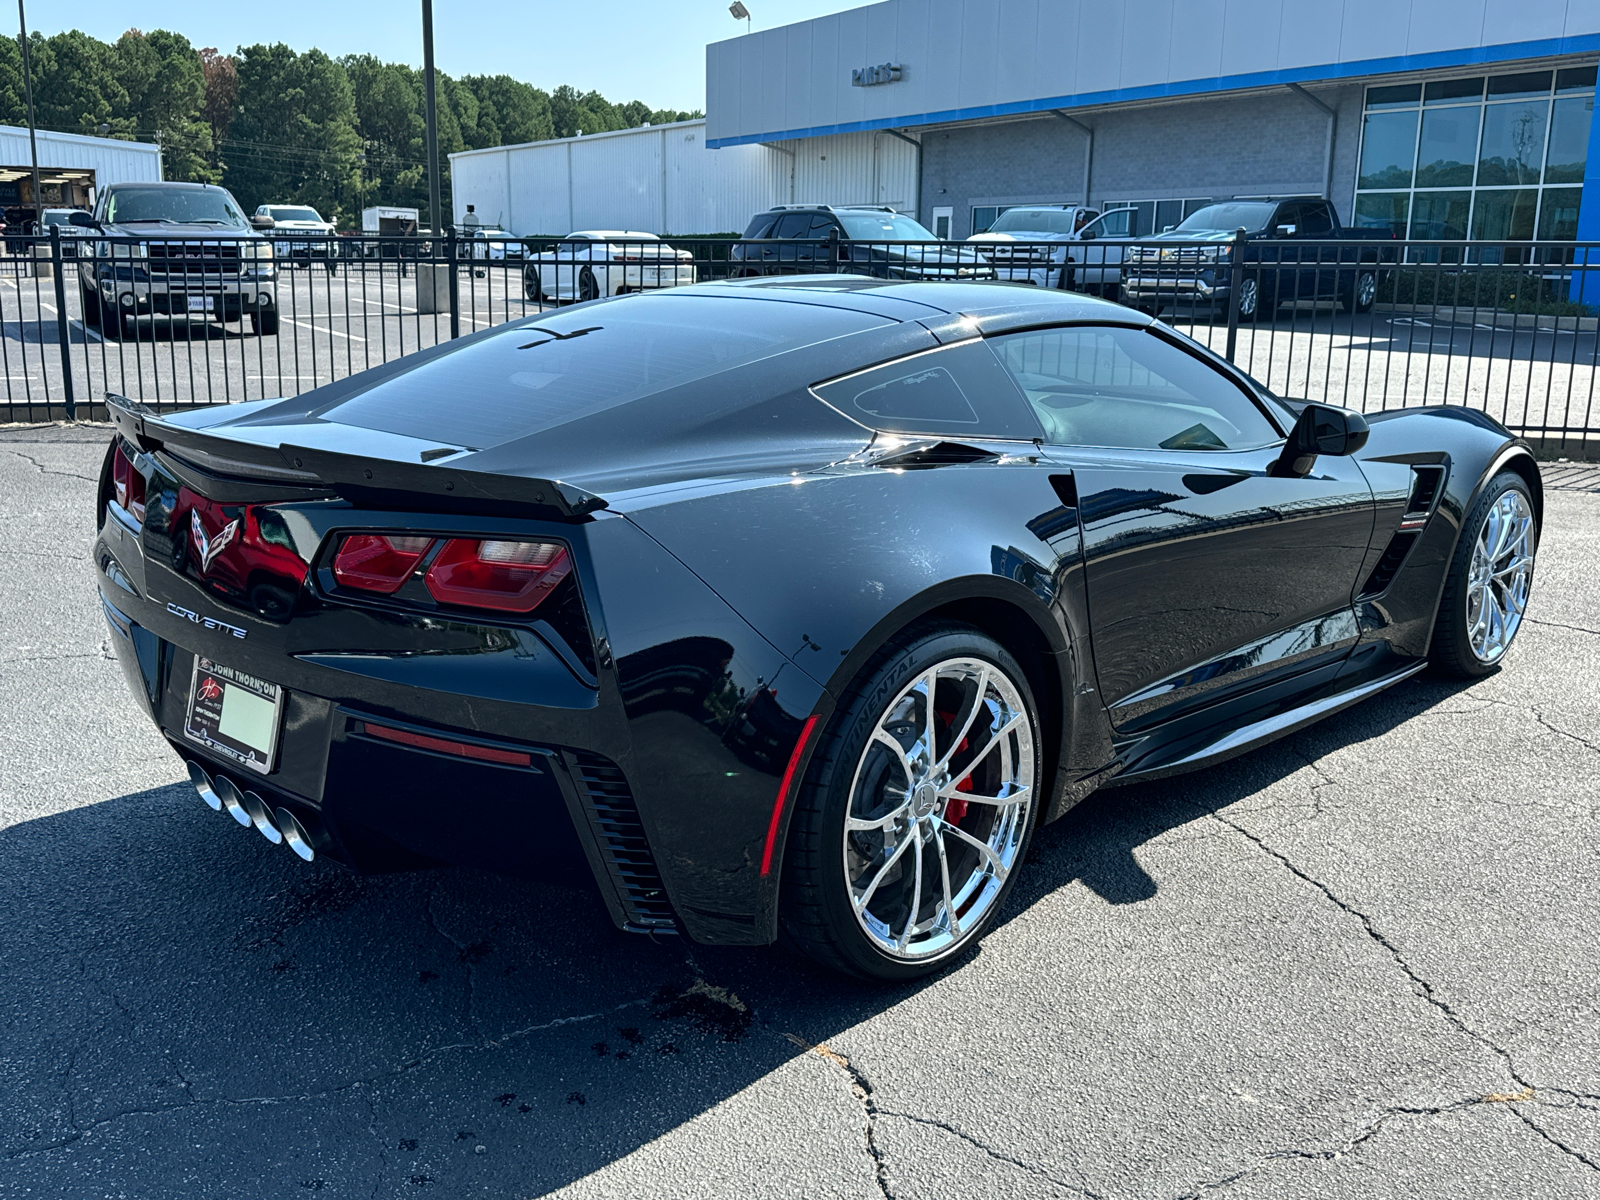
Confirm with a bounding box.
[568,751,676,931]
[1400,465,1447,529]
[1358,530,1419,599]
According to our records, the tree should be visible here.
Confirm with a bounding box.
[116,30,214,182]
[226,43,361,221]
[199,48,238,176]
[27,30,125,137]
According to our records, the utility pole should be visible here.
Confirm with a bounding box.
[422,0,442,235]
[17,0,43,233]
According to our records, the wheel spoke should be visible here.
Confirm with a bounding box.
[944,711,1025,793]
[939,818,1008,882]
[898,826,925,951]
[853,833,914,913]
[935,827,960,938]
[847,802,910,832]
[945,781,1030,808]
[933,667,988,774]
[870,728,916,792]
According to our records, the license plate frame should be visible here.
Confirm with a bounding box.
[186,295,214,312]
[181,656,285,775]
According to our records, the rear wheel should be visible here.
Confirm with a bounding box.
[781,623,1040,980]
[524,266,543,302]
[251,309,280,336]
[1430,471,1537,677]
[79,285,102,328]
[578,267,600,303]
[1340,268,1377,314]
[1235,276,1261,322]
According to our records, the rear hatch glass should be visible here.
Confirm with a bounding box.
[316,293,889,449]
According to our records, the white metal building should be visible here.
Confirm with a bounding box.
[0,126,163,219]
[448,118,918,236]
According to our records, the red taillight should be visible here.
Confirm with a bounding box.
[332,534,433,594]
[424,539,571,613]
[356,720,533,766]
[111,443,146,523]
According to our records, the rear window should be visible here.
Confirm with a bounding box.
[318,294,891,448]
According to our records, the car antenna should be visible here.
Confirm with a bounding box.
[518,326,602,349]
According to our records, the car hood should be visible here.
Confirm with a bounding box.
[105,221,262,240]
[1138,229,1252,244]
[966,231,1074,244]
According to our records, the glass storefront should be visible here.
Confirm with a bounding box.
[1354,65,1595,248]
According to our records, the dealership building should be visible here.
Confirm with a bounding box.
[451,2,1600,246]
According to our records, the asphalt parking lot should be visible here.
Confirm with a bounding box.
[3,423,1598,1199]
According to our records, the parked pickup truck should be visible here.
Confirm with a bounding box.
[72,182,278,340]
[1121,197,1396,321]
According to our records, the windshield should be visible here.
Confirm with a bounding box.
[837,212,937,241]
[318,293,890,448]
[105,187,248,227]
[43,211,73,226]
[988,209,1080,235]
[1175,203,1277,233]
[269,207,323,223]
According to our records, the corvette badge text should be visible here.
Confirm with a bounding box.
[166,602,247,639]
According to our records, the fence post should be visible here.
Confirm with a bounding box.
[446,227,460,339]
[50,226,75,420]
[1224,226,1246,364]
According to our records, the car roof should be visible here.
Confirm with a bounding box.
[569,229,659,239]
[104,181,226,191]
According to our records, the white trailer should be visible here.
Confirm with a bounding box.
[361,206,421,233]
[448,118,917,237]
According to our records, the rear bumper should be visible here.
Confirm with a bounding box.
[94,488,821,946]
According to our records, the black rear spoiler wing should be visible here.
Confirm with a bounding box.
[104,393,608,519]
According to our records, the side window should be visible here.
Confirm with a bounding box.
[1095,209,1133,237]
[1273,203,1303,233]
[988,325,1280,451]
[813,339,1044,441]
[1299,202,1334,235]
[772,213,813,239]
[743,213,777,238]
[806,215,839,239]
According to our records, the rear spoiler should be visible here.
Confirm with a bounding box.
[104,393,608,519]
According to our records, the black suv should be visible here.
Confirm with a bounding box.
[730,205,993,280]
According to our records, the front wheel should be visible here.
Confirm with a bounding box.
[251,308,280,336]
[1429,471,1538,677]
[1234,276,1261,322]
[524,266,543,302]
[781,623,1040,980]
[577,266,600,303]
[1340,269,1376,314]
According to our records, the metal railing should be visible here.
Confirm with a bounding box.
[6,227,1598,452]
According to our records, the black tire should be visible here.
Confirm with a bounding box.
[524,266,543,302]
[1234,276,1261,323]
[325,261,337,275]
[102,309,126,341]
[80,285,101,328]
[578,267,600,303]
[780,621,1042,981]
[1340,268,1377,314]
[1429,471,1538,678]
[251,309,280,336]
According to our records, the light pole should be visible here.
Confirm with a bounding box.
[16,0,42,233]
[422,0,442,235]
[729,2,752,34]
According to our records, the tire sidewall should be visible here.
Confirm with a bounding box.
[1431,470,1537,677]
[789,624,1042,981]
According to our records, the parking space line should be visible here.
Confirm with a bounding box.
[282,317,366,342]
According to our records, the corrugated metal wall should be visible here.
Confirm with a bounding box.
[451,120,910,236]
[0,125,163,185]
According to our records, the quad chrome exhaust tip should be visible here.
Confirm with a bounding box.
[187,761,222,812]
[275,807,317,862]
[212,774,255,830]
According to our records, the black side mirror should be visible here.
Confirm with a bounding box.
[69,210,99,229]
[1273,403,1370,477]
[249,214,275,230]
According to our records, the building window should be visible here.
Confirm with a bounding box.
[1354,65,1595,253]
[971,206,1007,234]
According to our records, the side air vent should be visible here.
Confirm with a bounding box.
[873,441,997,470]
[1400,465,1447,530]
[1358,531,1420,599]
[567,751,676,932]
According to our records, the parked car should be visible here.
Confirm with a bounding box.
[99,281,1540,979]
[1065,206,1143,301]
[1122,197,1397,320]
[732,205,995,281]
[254,204,339,273]
[522,231,696,303]
[965,205,1098,288]
[42,208,91,258]
[459,227,526,262]
[71,182,278,339]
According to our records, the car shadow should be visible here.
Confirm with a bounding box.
[0,673,1476,1195]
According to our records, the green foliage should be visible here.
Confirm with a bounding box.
[0,27,700,229]
[1378,266,1588,316]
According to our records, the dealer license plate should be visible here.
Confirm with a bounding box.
[186,295,214,312]
[182,656,284,775]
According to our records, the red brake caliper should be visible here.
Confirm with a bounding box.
[936,710,970,826]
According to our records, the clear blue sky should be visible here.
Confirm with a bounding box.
[20,1,864,114]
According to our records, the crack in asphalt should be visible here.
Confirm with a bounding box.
[879,1110,1108,1198]
[784,1035,893,1199]
[1510,1106,1600,1173]
[424,882,479,1029]
[1525,617,1600,637]
[6,449,99,483]
[1,1000,651,1162]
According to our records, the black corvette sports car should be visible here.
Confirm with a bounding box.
[97,278,1541,979]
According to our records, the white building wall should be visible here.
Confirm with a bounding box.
[451,119,909,236]
[0,125,163,185]
[705,0,1600,145]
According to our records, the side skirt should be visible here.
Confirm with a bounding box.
[1109,660,1428,786]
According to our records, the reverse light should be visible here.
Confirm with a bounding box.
[332,534,432,593]
[112,442,147,524]
[424,539,571,613]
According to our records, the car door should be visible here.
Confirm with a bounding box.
[988,323,1374,734]
[1292,200,1336,298]
[1074,208,1135,291]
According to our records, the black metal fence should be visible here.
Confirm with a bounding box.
[7,227,1599,453]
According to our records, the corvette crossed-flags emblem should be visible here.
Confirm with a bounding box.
[190,510,240,574]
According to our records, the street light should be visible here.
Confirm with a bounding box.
[422,0,441,236]
[16,0,42,233]
[729,2,751,33]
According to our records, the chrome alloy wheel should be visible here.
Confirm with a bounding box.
[842,658,1034,961]
[1467,488,1536,663]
